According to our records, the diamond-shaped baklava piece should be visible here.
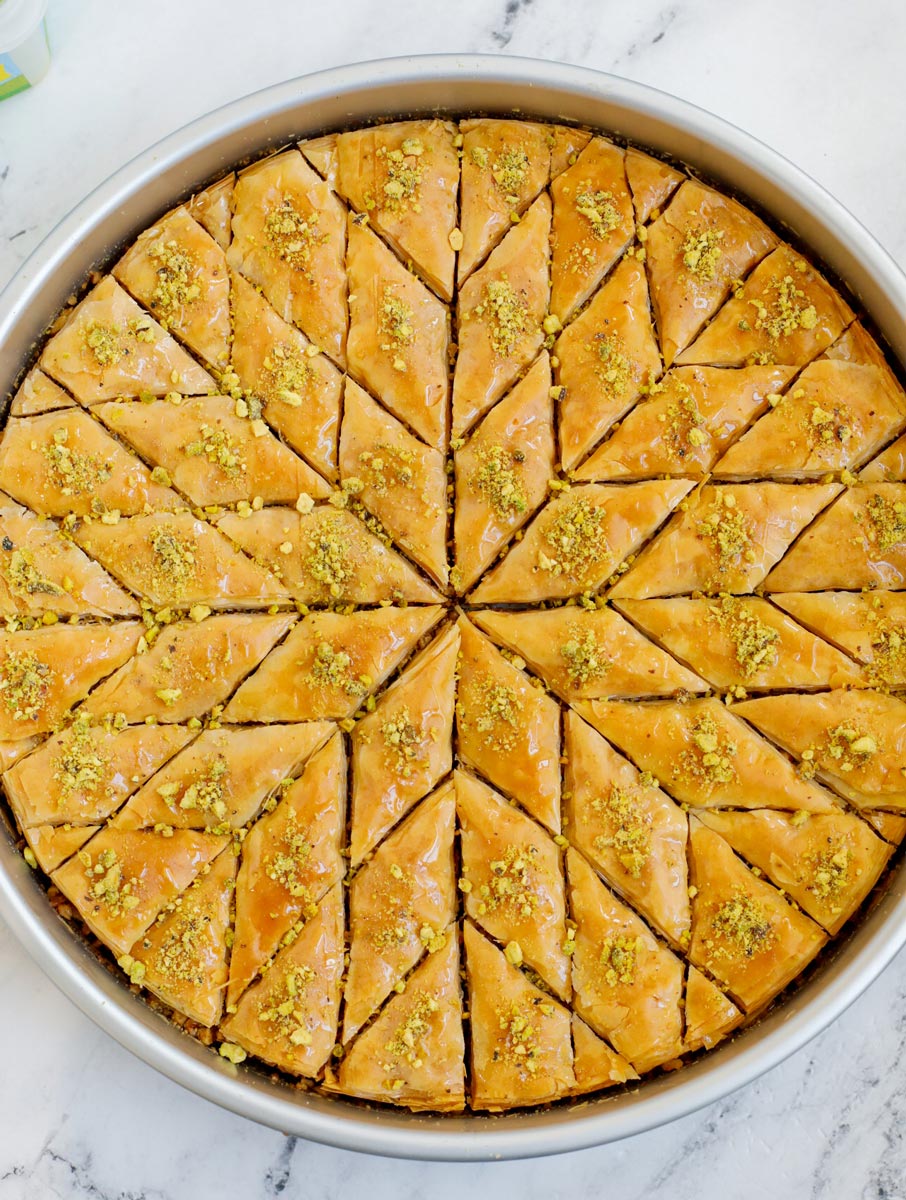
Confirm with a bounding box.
[773,590,906,685]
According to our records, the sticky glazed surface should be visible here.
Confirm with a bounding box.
[1,116,906,1115]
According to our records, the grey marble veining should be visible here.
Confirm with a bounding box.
[1,1,905,1196]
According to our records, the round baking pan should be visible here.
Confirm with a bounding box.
[1,54,905,1162]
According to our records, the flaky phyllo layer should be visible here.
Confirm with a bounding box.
[2,118,905,1114]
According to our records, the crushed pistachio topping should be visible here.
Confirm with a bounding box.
[681,226,725,281]
[575,187,621,240]
[807,724,879,776]
[490,146,530,199]
[53,716,107,803]
[598,934,645,986]
[303,516,354,599]
[708,596,780,679]
[590,331,633,397]
[493,1001,550,1075]
[865,493,906,553]
[372,143,424,214]
[257,964,316,1046]
[2,546,63,598]
[42,428,112,496]
[358,443,418,496]
[591,786,652,878]
[158,755,229,819]
[866,613,906,684]
[264,812,315,909]
[80,847,141,916]
[256,342,315,408]
[381,989,438,1079]
[474,277,529,357]
[560,625,611,687]
[148,239,201,314]
[462,675,522,752]
[749,273,819,343]
[803,399,853,454]
[146,898,217,988]
[183,423,247,477]
[474,843,540,919]
[309,641,368,696]
[679,711,738,787]
[804,840,852,902]
[265,198,323,277]
[149,527,198,597]
[471,443,528,517]
[0,649,53,722]
[662,378,707,457]
[536,496,610,581]
[381,706,426,778]
[697,491,753,574]
[369,863,416,950]
[708,889,775,959]
[219,1042,247,1064]
[379,288,416,369]
[84,322,127,367]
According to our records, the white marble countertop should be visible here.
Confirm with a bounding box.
[1,2,905,1196]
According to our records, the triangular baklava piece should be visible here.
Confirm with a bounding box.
[554,256,662,471]
[570,1014,637,1095]
[687,818,826,1013]
[52,825,227,956]
[865,811,906,844]
[455,617,561,833]
[340,378,448,585]
[677,245,853,367]
[40,276,215,402]
[567,849,684,1073]
[563,709,690,945]
[615,595,863,690]
[645,179,777,365]
[549,127,593,177]
[349,624,457,864]
[713,360,906,479]
[337,930,465,1112]
[472,606,705,702]
[624,148,684,225]
[318,119,460,302]
[223,605,442,723]
[463,920,574,1111]
[577,365,795,481]
[735,690,906,811]
[773,590,906,685]
[696,809,891,935]
[95,394,330,507]
[114,721,334,832]
[113,208,230,368]
[220,884,344,1077]
[452,194,550,438]
[226,733,345,1007]
[861,434,906,482]
[610,482,841,598]
[0,622,141,740]
[216,506,440,606]
[127,845,236,1025]
[229,270,341,482]
[346,213,449,449]
[457,769,570,1000]
[0,492,138,618]
[576,697,837,813]
[9,368,75,417]
[74,512,288,610]
[763,484,906,591]
[471,480,693,605]
[453,352,556,591]
[681,965,742,1054]
[188,173,234,250]
[458,119,553,282]
[343,781,456,1039]
[0,408,181,517]
[4,718,192,828]
[0,735,40,772]
[82,612,295,725]
[24,823,99,873]
[227,150,347,365]
[550,137,635,323]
